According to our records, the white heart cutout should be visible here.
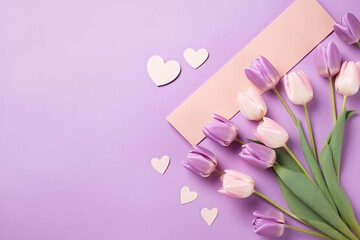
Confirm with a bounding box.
[183,48,209,69]
[147,55,181,86]
[180,186,198,205]
[151,155,170,174]
[201,208,218,226]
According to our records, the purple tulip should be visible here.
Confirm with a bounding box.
[202,113,239,146]
[253,210,285,238]
[334,13,360,45]
[313,42,342,78]
[182,146,217,177]
[245,56,280,92]
[239,143,276,169]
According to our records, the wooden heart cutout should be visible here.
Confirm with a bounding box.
[147,55,181,86]
[151,155,170,174]
[201,208,218,226]
[183,48,209,69]
[180,186,198,204]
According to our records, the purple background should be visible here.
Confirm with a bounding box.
[0,0,360,239]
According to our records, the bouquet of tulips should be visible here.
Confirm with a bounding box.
[182,13,360,240]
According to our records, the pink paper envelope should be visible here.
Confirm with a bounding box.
[167,0,334,145]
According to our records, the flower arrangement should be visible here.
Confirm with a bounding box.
[182,13,360,240]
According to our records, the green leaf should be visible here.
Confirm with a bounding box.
[346,110,356,119]
[307,220,351,240]
[274,151,348,240]
[276,175,348,240]
[274,148,301,172]
[320,144,360,237]
[273,165,357,240]
[326,110,355,177]
[275,175,321,220]
[274,150,318,220]
[297,120,336,209]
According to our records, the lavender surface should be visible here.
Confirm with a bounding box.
[0,0,360,239]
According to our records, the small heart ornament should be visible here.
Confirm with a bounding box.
[151,155,170,174]
[183,48,209,69]
[201,208,218,226]
[147,55,181,86]
[180,186,198,204]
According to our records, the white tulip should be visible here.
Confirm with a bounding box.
[238,87,267,121]
[335,61,360,96]
[284,70,313,105]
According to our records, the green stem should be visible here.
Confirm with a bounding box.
[273,87,297,124]
[235,138,245,145]
[336,95,348,180]
[214,168,224,176]
[284,145,313,181]
[357,42,360,49]
[351,223,360,239]
[304,104,317,160]
[254,190,308,226]
[342,95,347,111]
[285,224,331,239]
[329,77,337,124]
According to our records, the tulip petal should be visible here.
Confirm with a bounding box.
[253,220,285,237]
[285,70,313,105]
[238,88,267,121]
[182,146,217,177]
[255,118,289,148]
[344,13,360,42]
[221,182,255,198]
[182,161,208,177]
[334,24,358,44]
[185,155,216,176]
[224,170,254,182]
[356,62,360,72]
[259,55,280,86]
[203,123,237,146]
[202,114,238,146]
[253,210,285,223]
[245,67,272,91]
[256,128,286,148]
[335,61,360,96]
[313,44,329,77]
[239,143,276,169]
[219,170,255,198]
[249,144,276,164]
[211,113,238,130]
[326,42,342,77]
[191,145,217,163]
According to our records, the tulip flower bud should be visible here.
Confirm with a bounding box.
[284,70,313,105]
[245,56,280,92]
[335,61,360,96]
[253,210,285,238]
[238,87,267,121]
[255,117,289,148]
[239,143,276,169]
[202,113,239,146]
[313,42,342,78]
[334,13,360,45]
[218,170,255,198]
[182,146,217,177]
